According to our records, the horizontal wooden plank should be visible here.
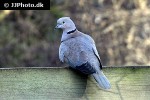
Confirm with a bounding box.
[82,67,150,100]
[0,67,150,100]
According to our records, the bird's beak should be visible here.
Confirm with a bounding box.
[55,25,58,30]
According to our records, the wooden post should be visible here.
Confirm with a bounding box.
[0,66,149,100]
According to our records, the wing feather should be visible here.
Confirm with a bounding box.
[59,43,66,62]
[84,34,103,69]
[92,47,103,69]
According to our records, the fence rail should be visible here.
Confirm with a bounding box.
[0,66,150,100]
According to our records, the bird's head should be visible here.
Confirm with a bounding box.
[55,17,76,32]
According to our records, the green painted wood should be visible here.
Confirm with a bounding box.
[0,67,150,100]
[82,67,150,100]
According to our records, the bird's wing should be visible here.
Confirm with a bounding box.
[92,45,103,69]
[59,43,66,62]
[84,34,103,69]
[65,50,88,68]
[75,50,97,74]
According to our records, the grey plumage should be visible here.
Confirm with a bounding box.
[56,17,111,89]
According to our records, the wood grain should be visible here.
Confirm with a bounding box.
[0,67,149,100]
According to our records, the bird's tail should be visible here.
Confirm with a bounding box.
[92,71,111,90]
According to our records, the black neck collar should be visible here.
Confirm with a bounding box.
[67,28,76,34]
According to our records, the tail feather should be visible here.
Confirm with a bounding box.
[92,72,111,89]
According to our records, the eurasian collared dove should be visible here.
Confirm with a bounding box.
[55,17,111,89]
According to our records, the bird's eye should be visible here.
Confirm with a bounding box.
[63,21,65,24]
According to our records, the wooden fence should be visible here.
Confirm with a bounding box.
[0,66,149,100]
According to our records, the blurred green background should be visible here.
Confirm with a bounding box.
[0,0,150,67]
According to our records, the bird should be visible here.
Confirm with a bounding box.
[55,17,111,89]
